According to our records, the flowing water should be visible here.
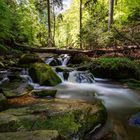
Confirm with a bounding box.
[14,54,140,140]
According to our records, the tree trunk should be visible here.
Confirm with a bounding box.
[47,0,52,47]
[108,0,114,31]
[53,6,55,47]
[79,0,83,49]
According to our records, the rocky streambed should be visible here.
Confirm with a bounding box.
[0,53,107,140]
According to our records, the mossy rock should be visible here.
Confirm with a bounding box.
[0,93,7,111]
[31,90,57,98]
[0,99,107,139]
[120,79,140,89]
[2,82,30,98]
[18,54,43,66]
[0,130,62,140]
[55,66,73,73]
[68,53,91,65]
[29,63,62,86]
[90,57,140,80]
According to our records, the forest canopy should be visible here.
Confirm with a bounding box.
[0,0,140,50]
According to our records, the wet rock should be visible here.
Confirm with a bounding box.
[68,53,91,65]
[0,93,7,111]
[31,90,57,98]
[18,54,43,66]
[29,63,62,86]
[2,82,30,98]
[55,66,73,73]
[0,130,62,140]
[97,131,117,140]
[129,112,140,128]
[0,99,107,139]
[49,58,61,66]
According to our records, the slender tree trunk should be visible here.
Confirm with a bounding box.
[47,0,52,47]
[108,0,114,31]
[53,6,55,47]
[79,0,82,49]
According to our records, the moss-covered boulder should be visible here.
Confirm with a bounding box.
[0,93,7,111]
[29,63,62,86]
[0,130,62,140]
[90,57,140,80]
[68,53,91,65]
[18,54,43,65]
[2,82,31,98]
[0,99,107,139]
[31,90,57,98]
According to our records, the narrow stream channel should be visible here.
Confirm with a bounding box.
[20,54,140,140]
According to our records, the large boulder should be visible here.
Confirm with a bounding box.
[90,57,140,80]
[2,81,32,98]
[0,99,107,139]
[31,90,57,98]
[18,54,43,65]
[29,63,62,86]
[0,130,61,140]
[68,53,91,65]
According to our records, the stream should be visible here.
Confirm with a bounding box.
[2,54,140,140]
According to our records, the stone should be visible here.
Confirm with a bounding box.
[68,53,91,65]
[0,130,62,140]
[29,63,62,86]
[129,112,140,128]
[0,99,107,139]
[2,82,30,98]
[0,93,7,111]
[18,54,43,65]
[31,90,57,98]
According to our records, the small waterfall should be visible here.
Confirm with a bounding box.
[61,54,70,66]
[20,69,54,90]
[45,57,56,65]
[45,54,70,66]
[20,69,40,88]
[0,70,9,85]
[68,71,95,83]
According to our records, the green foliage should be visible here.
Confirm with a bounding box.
[55,0,140,48]
[0,44,8,53]
[0,0,12,41]
[120,79,140,89]
[90,57,140,79]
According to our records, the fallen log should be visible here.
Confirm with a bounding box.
[13,39,140,56]
[26,46,140,56]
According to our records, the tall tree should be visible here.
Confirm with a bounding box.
[79,0,83,49]
[47,0,52,47]
[108,0,114,30]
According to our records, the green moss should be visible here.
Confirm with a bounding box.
[0,130,62,140]
[90,57,140,80]
[0,100,107,139]
[33,112,81,137]
[120,79,140,89]
[29,63,62,86]
[31,90,57,98]
[0,44,8,53]
[18,54,43,65]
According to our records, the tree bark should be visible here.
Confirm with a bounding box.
[108,0,114,30]
[79,0,83,49]
[47,0,52,47]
